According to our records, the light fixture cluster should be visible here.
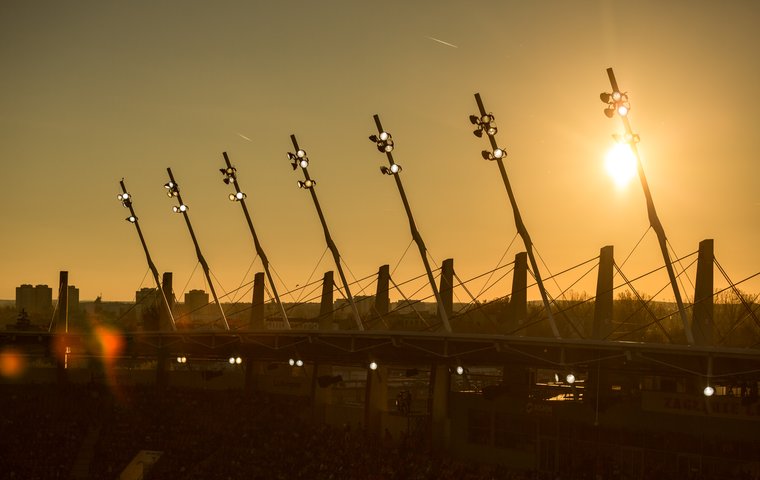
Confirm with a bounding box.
[117,192,137,222]
[228,356,242,365]
[600,90,630,118]
[469,113,498,137]
[288,149,309,170]
[481,148,507,161]
[297,179,316,189]
[117,192,132,207]
[229,191,246,202]
[220,166,237,185]
[164,181,179,197]
[369,131,394,153]
[172,204,188,213]
[288,358,304,367]
[176,356,187,364]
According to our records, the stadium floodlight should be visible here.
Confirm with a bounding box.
[369,131,395,153]
[118,178,177,331]
[219,166,237,185]
[470,113,497,137]
[165,181,179,197]
[599,90,630,118]
[287,149,309,170]
[599,67,693,345]
[221,152,291,330]
[367,114,452,333]
[379,163,402,175]
[481,148,507,161]
[165,167,230,331]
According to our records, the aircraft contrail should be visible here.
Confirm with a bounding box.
[426,36,458,49]
[237,133,253,142]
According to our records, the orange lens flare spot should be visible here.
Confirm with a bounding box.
[94,326,124,359]
[0,348,26,378]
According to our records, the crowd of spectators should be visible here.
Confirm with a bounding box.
[0,383,757,479]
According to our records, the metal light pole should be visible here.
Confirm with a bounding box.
[118,180,176,331]
[165,168,230,331]
[368,115,452,333]
[220,152,291,329]
[469,94,560,338]
[599,67,693,345]
[287,135,364,331]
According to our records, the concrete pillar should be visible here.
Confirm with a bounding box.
[55,271,69,386]
[593,246,614,340]
[251,272,266,330]
[429,363,451,449]
[56,271,68,334]
[319,271,334,330]
[439,259,454,320]
[374,265,390,317]
[508,252,528,330]
[693,239,714,346]
[161,272,174,331]
[364,365,388,437]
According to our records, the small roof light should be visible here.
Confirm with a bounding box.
[379,131,391,141]
[126,215,137,223]
[704,385,715,397]
[455,365,464,375]
[288,358,295,366]
[566,373,576,384]
[296,149,306,158]
[369,361,378,370]
[617,105,629,116]
[228,357,236,364]
[612,91,622,101]
[493,148,505,159]
[389,163,400,174]
[299,159,309,169]
[295,359,304,367]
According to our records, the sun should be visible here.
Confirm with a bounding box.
[604,143,638,188]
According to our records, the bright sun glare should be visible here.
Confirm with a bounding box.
[605,143,637,188]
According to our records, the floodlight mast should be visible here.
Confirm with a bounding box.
[289,135,364,331]
[221,152,291,329]
[165,168,230,331]
[371,114,452,333]
[472,94,560,338]
[118,180,176,331]
[601,67,693,345]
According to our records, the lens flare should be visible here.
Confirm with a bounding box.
[604,143,637,188]
[0,348,26,378]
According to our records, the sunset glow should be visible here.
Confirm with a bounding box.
[604,143,638,188]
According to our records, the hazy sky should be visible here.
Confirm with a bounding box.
[1,0,758,304]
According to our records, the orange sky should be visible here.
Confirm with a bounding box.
[1,1,758,304]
